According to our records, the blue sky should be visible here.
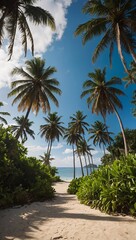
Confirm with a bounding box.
[0,0,135,167]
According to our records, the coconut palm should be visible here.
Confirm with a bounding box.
[64,127,82,179]
[123,61,136,87]
[40,152,54,166]
[0,0,55,59]
[40,112,65,156]
[75,142,84,177]
[75,0,136,74]
[11,115,35,144]
[81,68,128,155]
[8,57,61,140]
[69,110,89,136]
[88,121,112,155]
[76,139,89,176]
[0,101,10,124]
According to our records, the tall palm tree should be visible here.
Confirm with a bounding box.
[88,121,112,155]
[81,68,128,155]
[69,110,89,136]
[40,112,65,156]
[11,116,35,144]
[0,101,10,124]
[76,139,89,176]
[8,57,61,140]
[0,0,55,59]
[64,127,82,179]
[75,0,136,74]
[40,152,54,166]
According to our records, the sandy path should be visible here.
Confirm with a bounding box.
[0,181,136,240]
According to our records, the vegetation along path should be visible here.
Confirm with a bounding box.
[0,182,136,240]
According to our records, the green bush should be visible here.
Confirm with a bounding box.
[77,154,136,216]
[0,126,55,208]
[67,177,84,194]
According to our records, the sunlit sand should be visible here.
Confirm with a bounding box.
[0,182,136,240]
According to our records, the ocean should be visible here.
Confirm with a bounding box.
[56,167,91,181]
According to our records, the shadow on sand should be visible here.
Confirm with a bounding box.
[0,189,135,239]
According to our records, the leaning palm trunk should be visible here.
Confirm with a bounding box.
[111,102,128,156]
[84,154,89,175]
[89,152,95,172]
[78,154,84,177]
[116,24,129,75]
[16,104,32,140]
[127,43,136,63]
[72,144,76,179]
[87,153,92,174]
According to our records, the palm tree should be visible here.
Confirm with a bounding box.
[0,101,10,124]
[76,139,89,176]
[0,0,55,59]
[40,152,54,166]
[123,61,136,87]
[11,116,35,144]
[64,127,82,179]
[81,68,128,155]
[75,0,136,74]
[85,143,95,173]
[69,111,89,136]
[88,121,112,155]
[40,112,65,156]
[8,57,61,140]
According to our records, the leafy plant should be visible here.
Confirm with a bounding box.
[77,154,136,216]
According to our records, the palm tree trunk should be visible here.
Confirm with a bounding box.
[127,42,136,63]
[116,24,129,74]
[111,102,128,156]
[87,153,92,174]
[48,140,52,156]
[78,154,84,177]
[89,152,95,172]
[84,154,89,175]
[72,144,76,179]
[16,104,32,140]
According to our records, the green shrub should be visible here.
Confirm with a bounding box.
[0,126,55,208]
[77,154,136,216]
[67,177,84,194]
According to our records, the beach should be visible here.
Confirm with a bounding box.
[0,181,136,240]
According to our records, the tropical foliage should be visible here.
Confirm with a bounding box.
[40,112,65,156]
[0,125,56,208]
[11,116,35,143]
[81,68,128,155]
[68,154,136,217]
[88,121,113,155]
[0,101,10,124]
[107,128,136,158]
[8,57,61,139]
[75,0,136,74]
[0,0,55,59]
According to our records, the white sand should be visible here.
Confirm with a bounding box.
[0,181,136,240]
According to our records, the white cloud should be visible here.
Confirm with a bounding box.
[52,143,64,149]
[25,145,47,152]
[0,0,72,88]
[63,148,73,154]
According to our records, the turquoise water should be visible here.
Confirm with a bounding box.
[56,167,91,181]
